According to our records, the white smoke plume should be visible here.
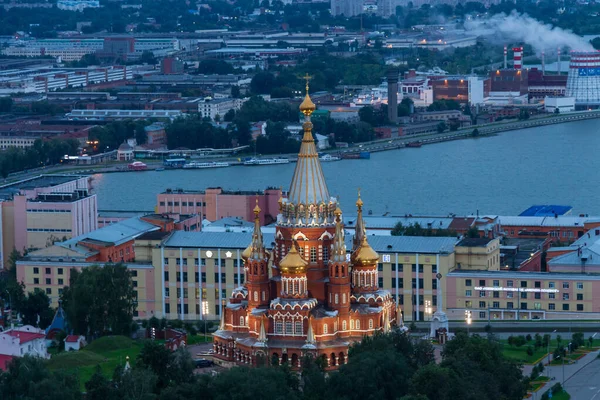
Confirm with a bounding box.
[464,11,594,54]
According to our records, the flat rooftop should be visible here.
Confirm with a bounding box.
[0,174,86,198]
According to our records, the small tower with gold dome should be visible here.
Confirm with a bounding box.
[244,200,270,309]
[279,240,309,299]
[350,190,380,294]
[327,207,351,317]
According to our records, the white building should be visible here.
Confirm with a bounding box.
[544,96,575,113]
[57,0,100,11]
[198,97,245,120]
[0,137,36,150]
[468,76,486,105]
[64,335,85,351]
[0,325,49,359]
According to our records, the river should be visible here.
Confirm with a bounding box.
[91,118,600,216]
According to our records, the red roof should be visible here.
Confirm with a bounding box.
[0,354,14,371]
[4,330,45,343]
[65,335,80,343]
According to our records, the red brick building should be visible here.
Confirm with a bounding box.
[212,89,397,369]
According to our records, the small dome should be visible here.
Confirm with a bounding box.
[279,244,308,274]
[242,244,252,261]
[353,236,379,266]
[299,93,316,116]
[118,142,133,151]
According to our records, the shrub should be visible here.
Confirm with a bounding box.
[508,336,515,346]
[527,346,534,357]
[538,362,544,374]
[526,334,533,342]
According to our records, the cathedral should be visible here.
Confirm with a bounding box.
[213,82,398,369]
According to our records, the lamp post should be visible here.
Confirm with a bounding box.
[202,301,209,342]
[465,310,472,335]
[4,290,11,323]
[548,329,557,378]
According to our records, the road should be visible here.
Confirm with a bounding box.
[564,358,600,400]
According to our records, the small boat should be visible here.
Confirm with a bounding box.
[155,167,165,171]
[128,161,147,171]
[243,157,290,166]
[183,161,231,169]
[407,141,422,148]
[341,151,370,160]
[319,154,341,162]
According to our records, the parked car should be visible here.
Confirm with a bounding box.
[195,358,214,368]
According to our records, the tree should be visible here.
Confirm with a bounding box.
[591,37,600,50]
[197,59,234,75]
[465,226,479,238]
[328,350,412,400]
[136,341,194,391]
[409,364,465,400]
[85,366,112,400]
[231,85,241,98]
[0,355,82,400]
[20,288,54,328]
[250,72,275,95]
[61,264,137,338]
[0,97,13,113]
[223,109,236,122]
[112,367,157,400]
[442,333,526,400]
[436,121,447,133]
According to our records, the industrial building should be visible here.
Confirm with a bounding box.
[0,66,132,94]
[566,51,600,107]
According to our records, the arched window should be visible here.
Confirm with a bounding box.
[335,293,339,304]
[323,324,328,334]
[342,320,347,330]
[253,291,258,302]
[369,319,373,329]
[356,319,360,330]
[350,320,354,330]
[342,293,346,304]
[240,316,245,326]
[275,320,283,334]
[262,291,266,301]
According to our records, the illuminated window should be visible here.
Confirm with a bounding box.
[323,324,328,334]
[356,320,360,330]
[369,319,373,329]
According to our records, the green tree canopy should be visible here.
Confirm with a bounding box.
[61,263,137,338]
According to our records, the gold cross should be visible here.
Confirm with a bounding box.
[303,73,312,92]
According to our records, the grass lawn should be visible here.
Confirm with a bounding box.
[187,334,213,345]
[46,336,143,389]
[551,390,571,400]
[529,382,545,392]
[498,341,548,364]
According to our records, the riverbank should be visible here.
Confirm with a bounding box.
[3,110,600,181]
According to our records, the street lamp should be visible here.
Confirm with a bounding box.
[202,301,209,342]
[425,300,432,321]
[547,329,557,378]
[465,310,472,335]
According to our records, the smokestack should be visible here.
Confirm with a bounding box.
[504,45,507,69]
[386,68,399,123]
[513,47,523,70]
[557,48,561,74]
[542,51,545,75]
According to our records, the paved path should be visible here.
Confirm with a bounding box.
[527,351,600,400]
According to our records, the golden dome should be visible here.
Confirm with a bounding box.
[242,244,252,261]
[353,236,379,266]
[300,93,315,116]
[253,203,261,215]
[334,206,342,217]
[279,243,308,274]
[356,188,363,208]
